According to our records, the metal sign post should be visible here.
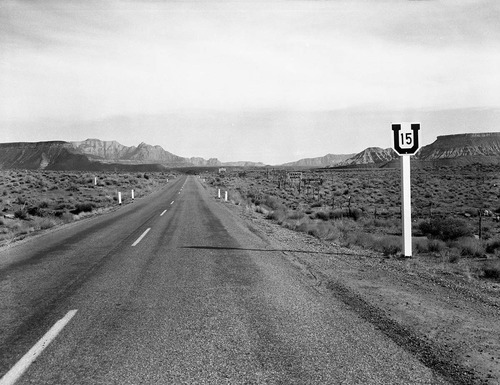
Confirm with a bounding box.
[392,123,420,257]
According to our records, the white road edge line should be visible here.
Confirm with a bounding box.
[160,209,167,216]
[131,228,151,247]
[0,309,78,385]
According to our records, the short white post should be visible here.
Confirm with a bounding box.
[118,191,122,205]
[401,155,412,257]
[94,177,97,186]
[131,189,135,200]
[218,189,221,199]
[225,191,228,201]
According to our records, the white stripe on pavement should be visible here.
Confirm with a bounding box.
[0,310,78,385]
[132,228,151,247]
[170,201,174,205]
[160,210,167,216]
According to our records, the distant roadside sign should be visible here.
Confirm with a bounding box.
[287,172,302,180]
[392,123,420,155]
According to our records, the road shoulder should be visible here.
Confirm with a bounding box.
[216,196,500,385]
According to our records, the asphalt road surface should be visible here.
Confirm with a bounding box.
[0,175,449,384]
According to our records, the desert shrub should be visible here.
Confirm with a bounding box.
[456,238,485,258]
[262,195,282,210]
[428,239,446,253]
[38,201,49,208]
[482,260,500,280]
[27,206,44,217]
[413,238,429,253]
[329,209,347,220]
[418,217,472,241]
[315,211,330,221]
[311,202,322,208]
[350,208,362,221]
[374,236,402,256]
[60,212,74,223]
[105,179,118,186]
[266,207,288,224]
[287,211,305,220]
[304,221,334,239]
[345,231,375,248]
[14,209,28,220]
[32,217,59,230]
[485,238,500,254]
[72,202,94,215]
[15,196,27,205]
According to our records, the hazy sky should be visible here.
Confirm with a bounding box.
[1,0,499,164]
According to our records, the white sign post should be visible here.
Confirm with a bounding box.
[392,123,420,257]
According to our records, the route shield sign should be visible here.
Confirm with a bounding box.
[392,123,420,155]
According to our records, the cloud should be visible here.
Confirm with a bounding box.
[1,0,499,122]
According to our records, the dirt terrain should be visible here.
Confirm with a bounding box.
[208,179,500,385]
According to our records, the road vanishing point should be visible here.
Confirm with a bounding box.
[0,176,449,384]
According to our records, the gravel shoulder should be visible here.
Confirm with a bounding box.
[218,197,500,385]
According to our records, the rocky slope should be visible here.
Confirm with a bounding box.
[0,141,93,170]
[337,147,398,166]
[281,153,355,167]
[71,139,134,160]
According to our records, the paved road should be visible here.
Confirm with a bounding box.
[0,175,448,384]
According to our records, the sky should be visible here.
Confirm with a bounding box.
[1,0,500,164]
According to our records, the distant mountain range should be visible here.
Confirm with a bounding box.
[0,133,499,171]
[279,133,500,168]
[0,139,265,170]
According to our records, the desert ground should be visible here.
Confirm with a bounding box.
[0,170,176,243]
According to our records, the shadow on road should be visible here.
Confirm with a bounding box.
[181,245,366,257]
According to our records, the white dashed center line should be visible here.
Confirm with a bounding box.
[170,201,174,205]
[132,228,151,247]
[0,309,78,385]
[160,210,167,216]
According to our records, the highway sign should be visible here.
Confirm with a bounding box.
[392,123,420,155]
[287,172,302,180]
[391,122,421,257]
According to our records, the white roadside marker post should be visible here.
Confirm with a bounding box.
[131,189,135,200]
[118,191,122,205]
[225,191,228,202]
[401,155,412,257]
[94,177,97,186]
[218,189,221,199]
[392,123,421,258]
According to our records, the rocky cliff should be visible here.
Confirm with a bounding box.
[416,133,500,160]
[0,139,265,170]
[281,153,355,167]
[337,147,398,166]
[0,141,93,170]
